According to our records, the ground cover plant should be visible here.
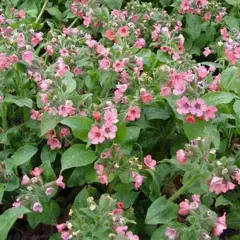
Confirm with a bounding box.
[0,0,240,239]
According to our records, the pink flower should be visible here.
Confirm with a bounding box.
[22,50,34,65]
[30,110,42,121]
[45,187,55,196]
[144,155,157,169]
[99,58,111,70]
[203,12,211,21]
[178,199,190,215]
[203,47,212,57]
[0,96,3,103]
[21,174,30,185]
[176,149,188,164]
[47,138,61,150]
[192,194,201,203]
[196,66,208,79]
[126,106,141,121]
[56,223,67,232]
[232,168,240,184]
[18,10,26,19]
[190,98,207,117]
[185,115,196,124]
[98,174,108,185]
[46,130,56,139]
[61,231,71,240]
[32,202,43,213]
[118,26,129,37]
[31,167,43,177]
[56,176,65,189]
[165,227,176,240]
[204,105,218,121]
[31,32,43,46]
[40,93,48,104]
[160,87,171,96]
[113,60,125,72]
[176,96,190,115]
[213,213,227,236]
[94,164,105,175]
[133,173,143,190]
[104,108,118,124]
[60,128,70,138]
[46,45,54,56]
[88,126,105,144]
[135,38,145,49]
[209,176,227,195]
[105,29,115,40]
[103,122,118,140]
[140,89,153,103]
[115,226,128,234]
[125,231,139,240]
[58,101,76,117]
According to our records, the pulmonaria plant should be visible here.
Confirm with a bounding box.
[0,0,240,239]
[56,191,139,240]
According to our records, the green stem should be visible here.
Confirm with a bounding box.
[35,0,49,23]
[69,17,78,28]
[169,174,201,202]
[1,103,8,132]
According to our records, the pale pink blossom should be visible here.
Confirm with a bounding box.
[176,96,190,115]
[133,172,143,190]
[232,168,240,184]
[165,227,176,240]
[21,174,30,185]
[60,128,70,138]
[94,164,105,175]
[196,66,208,79]
[30,110,42,121]
[125,231,139,240]
[140,89,153,103]
[103,122,117,140]
[115,226,128,234]
[144,155,157,169]
[22,51,34,65]
[135,38,145,49]
[56,176,65,189]
[190,98,207,117]
[56,223,67,232]
[126,106,141,121]
[32,202,43,213]
[203,47,212,57]
[113,60,125,72]
[99,58,111,70]
[204,105,218,121]
[118,26,129,37]
[88,126,105,144]
[209,176,227,195]
[178,199,190,215]
[47,138,62,150]
[98,174,108,185]
[213,213,227,236]
[161,86,171,96]
[45,187,55,196]
[105,29,115,40]
[176,149,188,164]
[31,167,43,177]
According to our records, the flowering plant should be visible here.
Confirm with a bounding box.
[0,0,240,239]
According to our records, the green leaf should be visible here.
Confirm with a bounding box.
[225,0,238,5]
[114,191,139,208]
[203,91,237,105]
[143,106,171,120]
[41,145,57,163]
[46,7,63,20]
[121,126,141,154]
[0,183,5,204]
[103,0,123,10]
[4,95,33,108]
[72,188,89,210]
[61,116,93,142]
[220,66,238,91]
[215,195,232,207]
[234,100,240,117]
[0,207,30,240]
[186,14,201,40]
[183,120,206,140]
[40,112,60,136]
[12,145,38,167]
[64,72,76,94]
[61,144,96,171]
[145,196,178,224]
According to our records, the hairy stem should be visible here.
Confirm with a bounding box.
[169,174,201,202]
[35,0,49,23]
